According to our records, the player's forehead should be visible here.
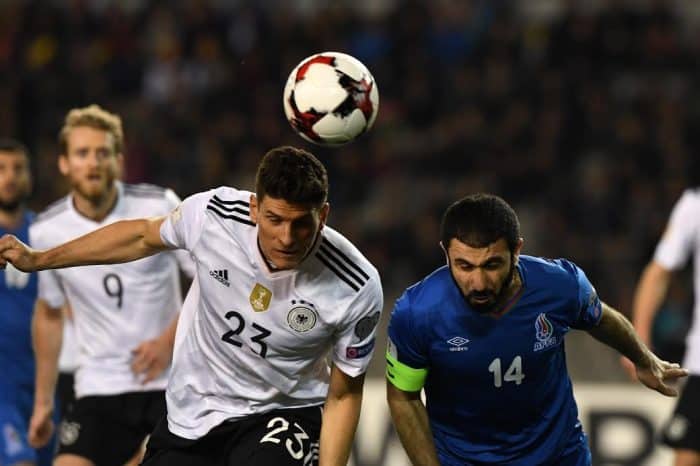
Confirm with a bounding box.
[258,195,317,219]
[448,237,510,264]
[65,126,115,152]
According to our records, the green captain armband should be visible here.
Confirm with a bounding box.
[386,351,428,392]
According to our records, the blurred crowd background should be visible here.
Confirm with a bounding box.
[2,0,699,380]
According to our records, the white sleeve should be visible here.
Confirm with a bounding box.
[654,190,699,270]
[331,276,384,377]
[29,224,65,308]
[164,188,182,211]
[174,249,196,278]
[162,188,197,277]
[160,190,213,251]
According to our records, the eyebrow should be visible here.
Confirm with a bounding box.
[264,211,313,222]
[454,256,506,267]
[73,145,110,152]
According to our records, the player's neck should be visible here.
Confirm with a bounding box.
[72,184,119,222]
[0,206,24,230]
[488,269,524,318]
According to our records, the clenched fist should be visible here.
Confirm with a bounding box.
[0,234,40,272]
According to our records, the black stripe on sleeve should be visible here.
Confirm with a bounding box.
[206,205,255,226]
[210,197,250,216]
[212,195,250,207]
[321,238,370,280]
[316,250,361,292]
[318,243,366,288]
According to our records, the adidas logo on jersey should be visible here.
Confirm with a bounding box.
[209,269,230,287]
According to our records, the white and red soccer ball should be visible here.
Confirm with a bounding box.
[283,52,379,146]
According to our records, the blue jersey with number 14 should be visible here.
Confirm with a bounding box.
[387,255,603,465]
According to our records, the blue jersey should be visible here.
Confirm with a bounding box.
[0,211,37,390]
[387,256,603,465]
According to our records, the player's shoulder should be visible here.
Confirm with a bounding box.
[674,188,700,209]
[313,226,380,294]
[202,186,255,228]
[401,266,453,311]
[121,182,184,215]
[205,186,252,207]
[519,255,580,291]
[32,195,71,230]
[122,182,169,199]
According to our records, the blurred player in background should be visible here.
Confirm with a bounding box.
[625,189,700,466]
[386,193,687,466]
[26,105,194,466]
[0,146,384,466]
[0,138,57,466]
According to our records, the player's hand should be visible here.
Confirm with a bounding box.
[0,234,39,271]
[131,335,173,384]
[28,403,54,448]
[635,354,688,397]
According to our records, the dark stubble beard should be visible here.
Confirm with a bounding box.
[0,196,25,214]
[463,259,517,314]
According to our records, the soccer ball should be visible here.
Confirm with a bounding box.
[283,52,379,146]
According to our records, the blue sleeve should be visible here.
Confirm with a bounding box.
[566,261,603,330]
[387,291,428,369]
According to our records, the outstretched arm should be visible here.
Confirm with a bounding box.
[386,383,440,466]
[0,217,170,272]
[588,302,687,396]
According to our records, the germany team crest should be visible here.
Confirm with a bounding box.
[249,283,272,312]
[287,305,317,332]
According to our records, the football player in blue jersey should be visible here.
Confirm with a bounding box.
[0,139,56,466]
[386,193,688,466]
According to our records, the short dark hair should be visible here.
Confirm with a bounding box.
[255,146,328,207]
[440,193,520,253]
[0,138,29,159]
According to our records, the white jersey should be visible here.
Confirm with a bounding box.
[653,188,700,374]
[160,187,383,439]
[30,182,195,398]
[58,317,78,374]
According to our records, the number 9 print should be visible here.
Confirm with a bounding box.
[103,273,123,308]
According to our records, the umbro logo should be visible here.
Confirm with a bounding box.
[209,269,230,287]
[447,336,469,352]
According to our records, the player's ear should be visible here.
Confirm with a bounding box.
[513,237,524,264]
[58,154,69,176]
[318,202,329,229]
[115,152,125,179]
[249,194,258,223]
[439,241,449,264]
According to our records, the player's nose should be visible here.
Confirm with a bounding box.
[86,150,102,168]
[278,223,296,247]
[469,269,489,290]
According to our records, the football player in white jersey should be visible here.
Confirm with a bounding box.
[622,190,700,466]
[19,105,194,466]
[0,146,384,466]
